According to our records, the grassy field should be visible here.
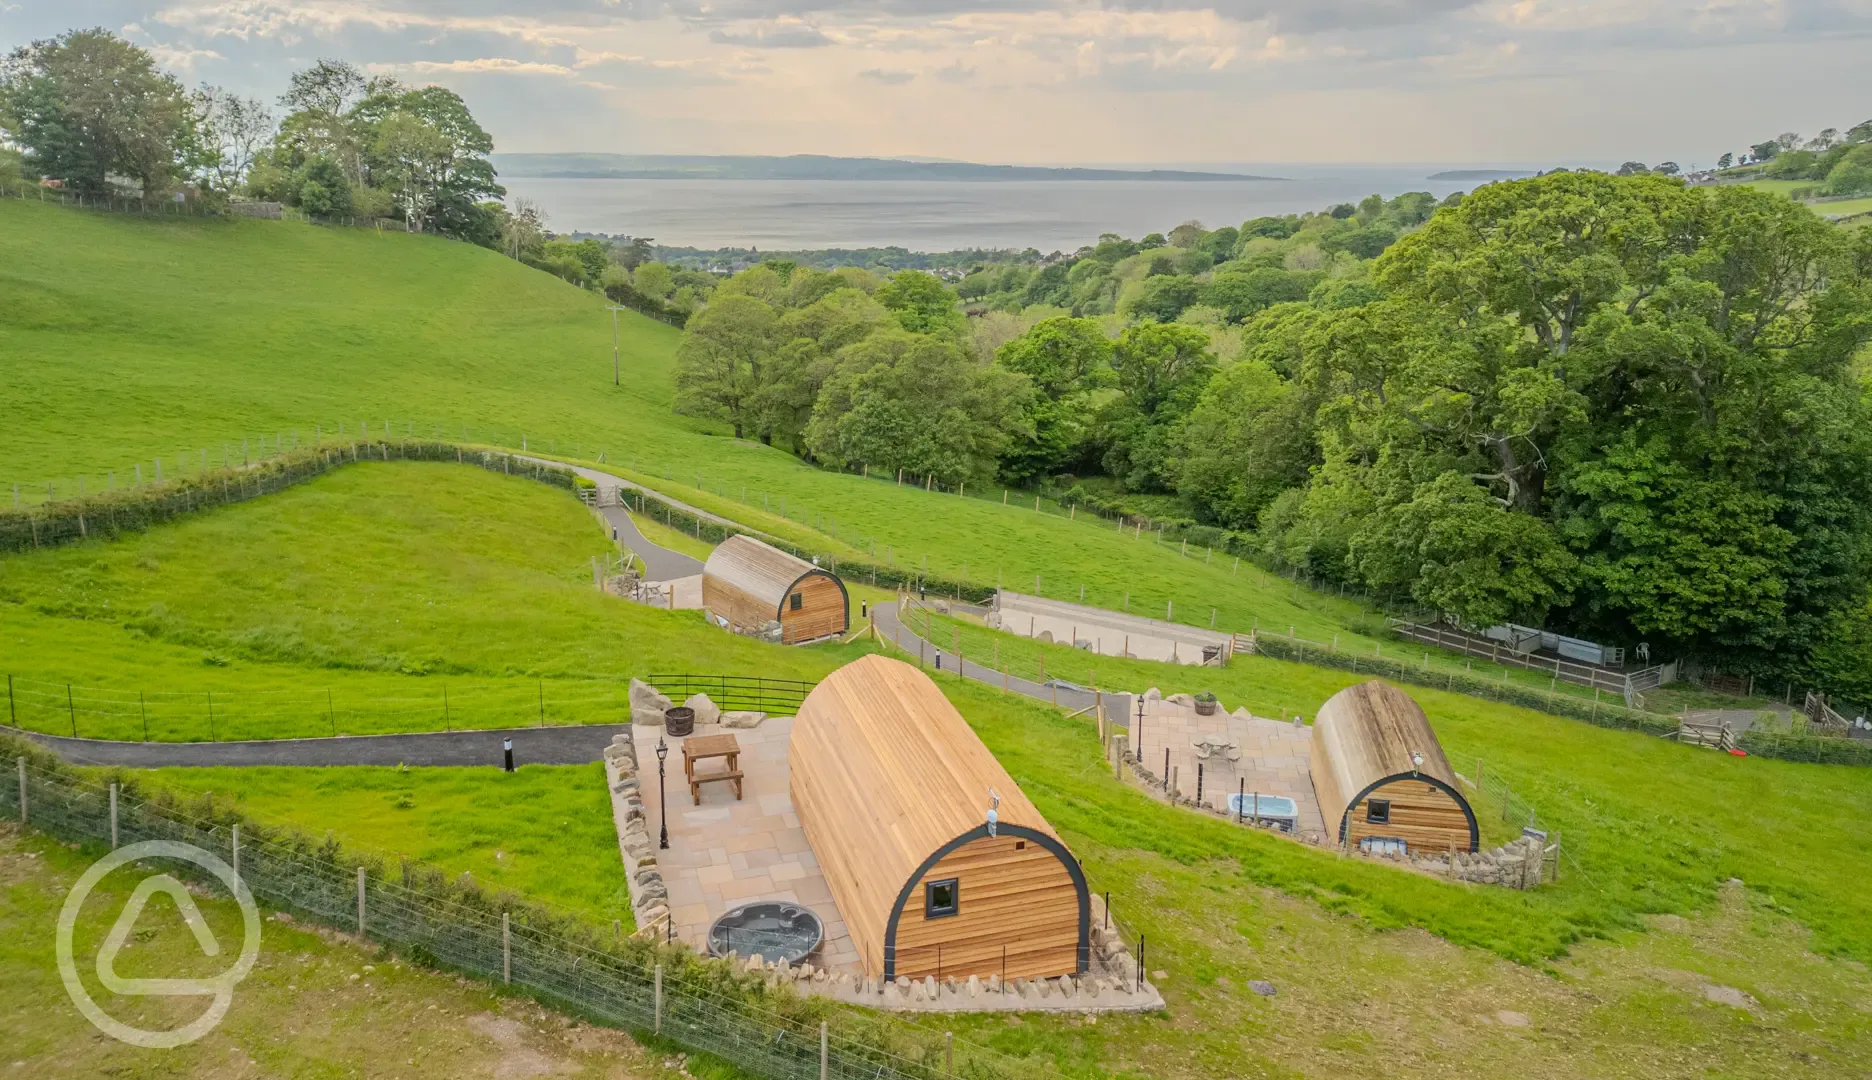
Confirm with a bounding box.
[0,824,664,1079]
[0,199,1449,655]
[133,764,630,922]
[0,461,877,740]
[909,617,1872,965]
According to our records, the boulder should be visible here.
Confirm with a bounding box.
[1167,692,1196,708]
[1143,687,1162,702]
[1248,980,1276,997]
[722,710,766,729]
[631,706,667,728]
[1231,707,1254,722]
[683,693,722,726]
[966,974,981,998]
[630,678,673,714]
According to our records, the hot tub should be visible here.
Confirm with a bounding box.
[706,901,824,965]
[1227,793,1298,831]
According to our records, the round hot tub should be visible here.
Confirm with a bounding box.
[706,901,824,965]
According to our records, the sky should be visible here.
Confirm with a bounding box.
[3,0,1868,167]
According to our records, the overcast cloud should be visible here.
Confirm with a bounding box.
[3,0,1867,165]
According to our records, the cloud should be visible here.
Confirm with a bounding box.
[858,67,917,83]
[402,56,572,74]
[708,19,835,46]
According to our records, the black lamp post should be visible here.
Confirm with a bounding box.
[655,737,670,850]
[1135,696,1146,763]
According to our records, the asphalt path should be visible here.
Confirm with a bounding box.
[20,724,630,768]
[873,601,1132,732]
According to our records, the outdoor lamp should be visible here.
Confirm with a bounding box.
[656,737,670,850]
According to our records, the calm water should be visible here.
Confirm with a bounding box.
[501,168,1500,251]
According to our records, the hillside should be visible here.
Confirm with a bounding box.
[0,201,1407,654]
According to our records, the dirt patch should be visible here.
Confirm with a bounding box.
[468,1013,577,1079]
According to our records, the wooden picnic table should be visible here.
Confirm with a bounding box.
[683,733,744,804]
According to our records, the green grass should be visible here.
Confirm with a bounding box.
[0,199,1410,654]
[0,460,872,740]
[908,636,1872,966]
[132,764,631,923]
[0,824,664,1079]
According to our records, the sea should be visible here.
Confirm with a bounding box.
[499,165,1540,253]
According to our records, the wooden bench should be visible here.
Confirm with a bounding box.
[683,733,745,805]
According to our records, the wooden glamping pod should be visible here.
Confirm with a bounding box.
[789,655,1089,981]
[701,534,849,645]
[1310,681,1479,854]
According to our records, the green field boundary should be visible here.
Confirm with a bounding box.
[0,437,576,552]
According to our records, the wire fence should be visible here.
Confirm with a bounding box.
[0,745,1050,1080]
[0,672,630,743]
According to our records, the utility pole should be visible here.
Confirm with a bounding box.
[606,304,627,386]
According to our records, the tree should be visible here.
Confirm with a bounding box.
[296,156,352,216]
[673,295,781,439]
[193,85,274,193]
[1750,140,1781,162]
[1175,359,1314,529]
[1717,152,1734,170]
[876,270,964,336]
[1122,275,1200,322]
[1654,161,1680,176]
[1099,323,1216,489]
[1202,268,1319,323]
[1826,145,1872,195]
[500,198,546,260]
[995,317,1113,481]
[0,28,208,199]
[804,331,1029,485]
[1350,472,1578,626]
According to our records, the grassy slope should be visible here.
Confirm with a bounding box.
[917,614,1872,961]
[0,461,871,740]
[137,764,630,923]
[0,825,662,1079]
[0,200,1465,663]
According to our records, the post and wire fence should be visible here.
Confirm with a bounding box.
[0,673,632,743]
[1,745,1050,1080]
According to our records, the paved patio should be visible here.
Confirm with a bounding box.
[626,717,862,973]
[1131,697,1328,843]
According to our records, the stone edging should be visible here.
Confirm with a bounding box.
[602,733,672,935]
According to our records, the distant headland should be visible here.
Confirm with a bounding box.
[491,153,1284,182]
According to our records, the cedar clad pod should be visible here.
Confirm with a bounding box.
[788,655,1089,981]
[702,534,849,644]
[1310,681,1479,853]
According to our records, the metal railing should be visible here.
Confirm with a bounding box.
[647,676,817,716]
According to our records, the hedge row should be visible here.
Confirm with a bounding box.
[1736,729,1872,765]
[0,440,576,553]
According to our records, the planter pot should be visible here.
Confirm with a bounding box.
[1194,698,1219,716]
[665,707,696,737]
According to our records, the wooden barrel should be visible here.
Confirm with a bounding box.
[664,707,696,737]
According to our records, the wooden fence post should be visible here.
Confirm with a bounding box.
[109,783,118,849]
[503,912,512,984]
[356,866,366,935]
[654,963,663,1033]
[820,1021,829,1080]
[16,758,24,825]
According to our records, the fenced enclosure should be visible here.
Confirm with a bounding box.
[1,747,1047,1080]
[1385,619,1677,704]
[646,675,817,715]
